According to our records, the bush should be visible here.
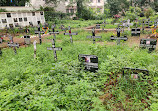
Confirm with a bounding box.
[144,8,155,18]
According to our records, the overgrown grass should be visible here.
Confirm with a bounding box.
[0,39,158,110]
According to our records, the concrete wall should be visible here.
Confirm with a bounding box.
[0,11,45,29]
[0,6,34,11]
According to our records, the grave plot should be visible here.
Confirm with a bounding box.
[87,28,102,44]
[140,38,157,52]
[64,26,78,43]
[78,54,98,72]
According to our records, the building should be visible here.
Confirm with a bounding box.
[0,11,45,29]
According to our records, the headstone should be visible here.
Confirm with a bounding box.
[122,67,149,79]
[7,42,19,54]
[131,28,141,36]
[49,24,59,40]
[64,26,78,43]
[140,38,157,52]
[78,54,98,72]
[24,35,31,45]
[96,24,100,29]
[87,28,102,44]
[47,39,62,61]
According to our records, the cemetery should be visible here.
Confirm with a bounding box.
[0,0,158,110]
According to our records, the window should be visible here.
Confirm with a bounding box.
[66,9,69,13]
[24,17,27,21]
[14,18,18,22]
[40,12,43,15]
[32,12,35,16]
[6,13,11,17]
[19,18,23,22]
[70,9,74,13]
[98,0,100,3]
[2,19,7,23]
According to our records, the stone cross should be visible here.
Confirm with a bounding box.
[64,26,78,43]
[47,39,62,61]
[87,28,102,44]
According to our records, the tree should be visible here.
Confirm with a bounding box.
[107,0,129,16]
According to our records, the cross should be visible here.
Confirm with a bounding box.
[110,28,128,45]
[8,42,19,54]
[140,38,157,52]
[87,28,102,44]
[102,20,106,30]
[123,19,133,31]
[47,39,62,61]
[60,25,67,32]
[33,40,37,59]
[131,28,141,36]
[78,54,98,72]
[34,26,45,45]
[64,26,78,43]
[49,24,59,40]
[142,19,145,31]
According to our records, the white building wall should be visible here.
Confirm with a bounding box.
[0,11,45,29]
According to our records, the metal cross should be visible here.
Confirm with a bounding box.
[49,24,59,40]
[47,39,62,61]
[34,26,45,45]
[64,26,78,43]
[8,42,19,54]
[87,28,102,44]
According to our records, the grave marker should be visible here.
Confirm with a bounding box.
[131,28,141,36]
[110,28,128,45]
[33,40,37,59]
[87,28,102,44]
[47,39,62,61]
[64,26,78,43]
[140,38,157,52]
[123,67,149,79]
[78,54,98,72]
[49,24,59,40]
[96,24,100,29]
[8,42,19,54]
[35,26,45,45]
[24,35,31,45]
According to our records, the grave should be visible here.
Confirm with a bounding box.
[110,27,128,45]
[8,42,19,54]
[47,39,62,61]
[24,35,31,45]
[96,24,100,29]
[64,26,78,43]
[49,24,59,40]
[87,28,102,44]
[78,54,98,72]
[122,67,149,79]
[131,28,141,36]
[0,37,2,44]
[140,38,157,52]
[35,26,45,45]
